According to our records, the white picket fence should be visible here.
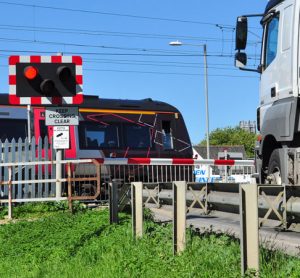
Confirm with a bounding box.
[0,136,57,199]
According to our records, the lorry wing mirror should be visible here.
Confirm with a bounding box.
[236,16,248,50]
[235,52,247,68]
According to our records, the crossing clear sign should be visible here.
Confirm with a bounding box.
[45,106,79,126]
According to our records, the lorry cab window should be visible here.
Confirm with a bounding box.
[264,15,279,68]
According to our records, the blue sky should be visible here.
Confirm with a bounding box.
[0,0,267,144]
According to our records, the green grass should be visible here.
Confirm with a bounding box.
[0,203,299,277]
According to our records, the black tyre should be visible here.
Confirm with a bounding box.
[267,149,282,185]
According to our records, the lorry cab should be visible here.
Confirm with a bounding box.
[235,0,300,184]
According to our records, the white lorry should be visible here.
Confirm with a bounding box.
[235,0,300,184]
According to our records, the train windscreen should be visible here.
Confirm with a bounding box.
[124,125,152,149]
[79,122,119,149]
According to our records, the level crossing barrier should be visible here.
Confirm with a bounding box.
[98,157,255,183]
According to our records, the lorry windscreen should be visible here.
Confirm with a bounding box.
[0,119,27,141]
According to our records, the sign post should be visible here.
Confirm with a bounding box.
[45,107,79,200]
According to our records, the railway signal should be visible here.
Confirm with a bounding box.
[9,55,83,105]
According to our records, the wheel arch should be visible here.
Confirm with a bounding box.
[261,135,282,170]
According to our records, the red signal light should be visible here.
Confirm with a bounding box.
[24,66,38,80]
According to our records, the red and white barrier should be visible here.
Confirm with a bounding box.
[96,158,254,167]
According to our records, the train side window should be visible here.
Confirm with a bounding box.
[79,122,119,149]
[0,119,27,141]
[124,125,151,149]
[162,121,173,150]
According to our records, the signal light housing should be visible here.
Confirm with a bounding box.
[24,66,38,80]
[8,55,83,105]
[40,79,55,95]
[57,66,71,82]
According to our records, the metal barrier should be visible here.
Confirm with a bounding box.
[258,185,287,228]
[125,181,297,276]
[0,159,101,218]
[141,182,300,227]
[100,158,254,184]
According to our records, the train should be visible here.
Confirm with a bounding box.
[0,93,193,161]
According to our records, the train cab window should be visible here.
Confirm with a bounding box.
[0,119,27,141]
[162,121,173,150]
[79,123,119,149]
[125,125,151,149]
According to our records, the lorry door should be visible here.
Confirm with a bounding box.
[260,1,294,124]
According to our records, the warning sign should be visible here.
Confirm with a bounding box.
[45,107,79,126]
[53,126,70,149]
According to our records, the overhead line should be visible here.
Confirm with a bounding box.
[0,24,261,45]
[0,49,260,60]
[85,68,258,78]
[0,1,235,28]
[0,37,201,54]
[0,63,259,77]
[0,1,262,31]
[0,49,202,57]
[0,54,239,67]
[0,48,239,58]
[83,60,240,71]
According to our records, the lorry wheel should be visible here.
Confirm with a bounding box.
[267,149,282,185]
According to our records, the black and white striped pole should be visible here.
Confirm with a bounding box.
[173,181,186,255]
[131,182,144,238]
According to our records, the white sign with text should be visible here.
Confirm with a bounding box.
[53,126,70,149]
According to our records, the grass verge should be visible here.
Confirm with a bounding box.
[0,203,299,277]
